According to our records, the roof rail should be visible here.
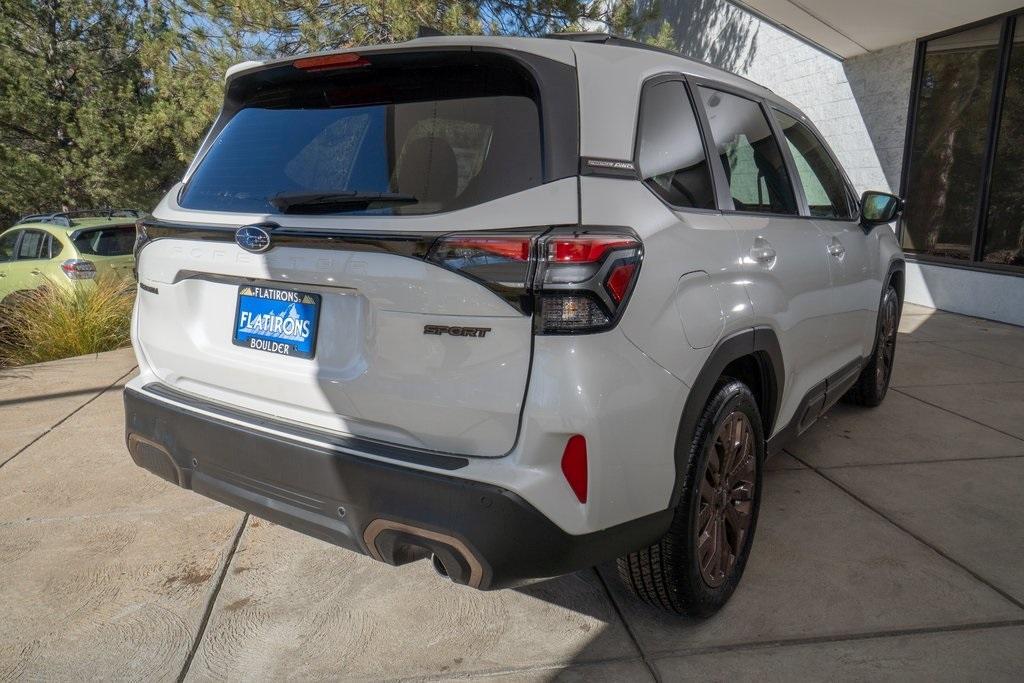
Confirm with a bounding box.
[545,31,682,59]
[544,31,771,93]
[14,208,140,228]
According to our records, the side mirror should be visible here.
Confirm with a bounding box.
[860,191,903,228]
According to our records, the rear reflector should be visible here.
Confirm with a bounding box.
[293,53,370,71]
[561,435,588,503]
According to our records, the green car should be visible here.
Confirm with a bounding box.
[0,210,140,303]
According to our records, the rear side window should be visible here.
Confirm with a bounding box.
[699,88,797,215]
[15,230,48,260]
[180,57,543,216]
[72,226,136,256]
[636,80,716,209]
[0,231,17,261]
[774,111,854,218]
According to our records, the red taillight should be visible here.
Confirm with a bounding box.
[60,259,96,280]
[293,53,370,71]
[547,237,637,263]
[561,435,588,503]
[438,236,532,261]
[425,228,642,332]
[535,230,642,333]
[604,262,637,303]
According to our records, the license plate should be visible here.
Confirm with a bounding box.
[233,286,321,359]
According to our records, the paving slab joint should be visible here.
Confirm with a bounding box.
[786,450,1024,612]
[177,512,249,683]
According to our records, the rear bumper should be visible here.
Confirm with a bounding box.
[124,385,671,589]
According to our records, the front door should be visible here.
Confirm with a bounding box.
[772,110,880,366]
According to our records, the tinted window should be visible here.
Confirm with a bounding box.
[699,88,797,215]
[636,80,715,209]
[15,230,47,260]
[73,226,136,256]
[0,231,18,261]
[774,111,854,218]
[180,58,543,216]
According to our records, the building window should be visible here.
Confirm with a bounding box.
[902,15,1024,272]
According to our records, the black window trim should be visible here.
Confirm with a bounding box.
[689,76,805,219]
[631,71,724,216]
[899,10,1024,274]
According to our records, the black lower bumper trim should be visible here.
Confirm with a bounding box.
[124,386,672,589]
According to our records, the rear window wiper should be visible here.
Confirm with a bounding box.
[270,191,418,214]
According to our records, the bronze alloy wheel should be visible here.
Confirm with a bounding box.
[876,290,899,391]
[696,411,757,588]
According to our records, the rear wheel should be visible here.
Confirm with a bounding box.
[844,284,900,407]
[617,379,764,616]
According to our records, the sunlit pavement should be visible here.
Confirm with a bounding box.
[2,303,1023,681]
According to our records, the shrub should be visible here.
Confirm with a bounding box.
[0,276,134,367]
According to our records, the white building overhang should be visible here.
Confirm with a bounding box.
[733,0,1023,58]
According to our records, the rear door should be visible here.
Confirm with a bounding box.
[695,85,834,434]
[135,49,579,457]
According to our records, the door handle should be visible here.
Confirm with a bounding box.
[31,268,42,275]
[749,239,777,263]
[827,239,846,259]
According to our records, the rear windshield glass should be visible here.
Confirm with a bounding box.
[179,54,544,216]
[72,226,136,256]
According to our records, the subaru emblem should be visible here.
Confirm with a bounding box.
[235,225,272,253]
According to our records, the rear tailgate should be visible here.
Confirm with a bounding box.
[70,223,136,280]
[134,47,579,457]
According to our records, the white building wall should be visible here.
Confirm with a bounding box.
[649,0,1024,326]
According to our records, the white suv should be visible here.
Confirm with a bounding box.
[125,33,904,616]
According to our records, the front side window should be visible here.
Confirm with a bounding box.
[179,56,543,216]
[699,87,797,215]
[636,80,716,209]
[0,231,18,261]
[15,230,47,260]
[774,111,855,219]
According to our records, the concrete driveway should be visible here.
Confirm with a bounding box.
[2,303,1023,681]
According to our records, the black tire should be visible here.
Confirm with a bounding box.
[617,379,765,616]
[844,284,900,407]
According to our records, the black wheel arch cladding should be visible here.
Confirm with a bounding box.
[671,327,782,509]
